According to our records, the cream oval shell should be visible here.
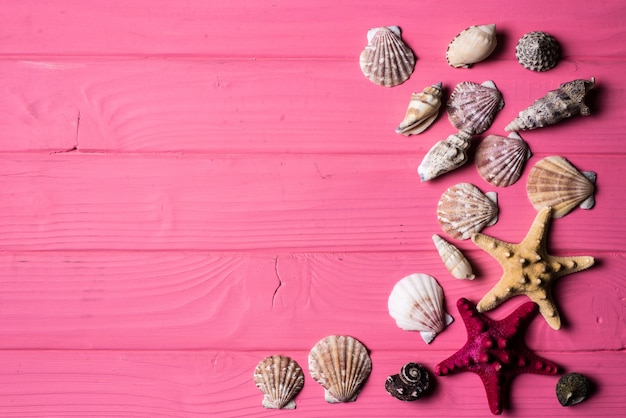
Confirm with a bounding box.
[446,24,497,68]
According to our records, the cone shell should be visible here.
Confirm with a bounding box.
[475,132,532,187]
[437,182,499,240]
[432,234,475,280]
[388,273,454,344]
[385,362,431,401]
[516,31,560,72]
[253,355,305,409]
[359,26,415,87]
[447,80,504,134]
[506,77,595,132]
[308,335,372,403]
[417,131,472,182]
[526,156,596,218]
[396,83,443,135]
[446,24,497,68]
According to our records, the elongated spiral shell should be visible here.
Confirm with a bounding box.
[385,362,431,401]
[432,234,475,280]
[417,131,473,182]
[359,26,415,87]
[447,80,504,134]
[253,355,305,409]
[516,31,560,72]
[475,132,532,187]
[437,183,498,240]
[396,82,443,135]
[446,24,497,68]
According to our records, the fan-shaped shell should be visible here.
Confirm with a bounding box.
[385,362,431,401]
[359,26,415,87]
[253,355,305,409]
[516,31,560,72]
[396,82,442,135]
[447,80,504,134]
[475,132,532,187]
[308,335,372,403]
[446,24,497,68]
[417,131,472,182]
[432,234,475,280]
[437,183,499,240]
[526,156,596,218]
[388,273,454,344]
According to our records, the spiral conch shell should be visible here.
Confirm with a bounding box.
[505,77,595,132]
[447,80,504,135]
[308,335,372,403]
[432,234,475,280]
[388,273,454,344]
[359,26,416,87]
[396,82,443,135]
[253,355,305,409]
[526,156,596,218]
[385,362,431,401]
[475,132,532,187]
[417,131,472,182]
[446,24,497,68]
[437,183,498,240]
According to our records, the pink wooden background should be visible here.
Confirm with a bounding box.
[0,1,624,416]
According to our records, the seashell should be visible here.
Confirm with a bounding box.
[447,80,504,135]
[388,273,454,344]
[308,335,372,403]
[505,77,595,132]
[432,234,475,280]
[437,182,498,240]
[253,355,305,409]
[385,362,431,401]
[359,26,416,87]
[446,24,497,68]
[556,373,592,406]
[475,132,532,187]
[417,131,472,182]
[526,156,596,218]
[516,31,560,72]
[396,82,443,135]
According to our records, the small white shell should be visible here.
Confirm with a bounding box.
[359,26,416,87]
[447,80,504,135]
[253,355,305,409]
[475,132,532,187]
[396,82,443,135]
[432,234,475,280]
[388,273,454,344]
[446,24,497,68]
[437,183,499,240]
[417,131,472,182]
[308,335,372,403]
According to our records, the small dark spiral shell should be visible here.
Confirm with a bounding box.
[556,373,592,406]
[385,362,431,401]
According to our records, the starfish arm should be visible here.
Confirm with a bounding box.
[476,277,517,313]
[548,254,595,278]
[520,207,552,248]
[476,368,504,415]
[525,289,561,330]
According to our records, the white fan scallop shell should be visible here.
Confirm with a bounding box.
[359,26,416,87]
[437,182,499,240]
[432,234,475,280]
[253,355,305,409]
[388,273,454,344]
[308,335,372,403]
[475,132,532,187]
[447,80,504,135]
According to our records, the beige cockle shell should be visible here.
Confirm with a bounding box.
[253,355,305,409]
[417,131,473,182]
[359,26,416,87]
[396,82,443,135]
[447,80,504,135]
[475,132,532,187]
[432,234,475,280]
[437,182,499,240]
[446,24,497,68]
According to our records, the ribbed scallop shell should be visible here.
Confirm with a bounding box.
[308,335,372,403]
[432,234,475,280]
[388,273,454,344]
[396,82,443,135]
[417,131,472,182]
[447,80,504,134]
[446,24,497,68]
[475,132,532,187]
[437,183,499,240]
[385,362,431,401]
[359,26,415,87]
[526,156,596,218]
[516,31,560,72]
[253,355,305,409]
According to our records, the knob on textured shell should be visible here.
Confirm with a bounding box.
[447,80,504,135]
[446,24,497,68]
[556,373,592,406]
[385,362,431,401]
[516,31,560,72]
[253,355,305,409]
[396,82,443,135]
[432,234,475,280]
[417,131,473,182]
[437,183,498,240]
[359,26,416,87]
[475,132,532,187]
[308,335,372,403]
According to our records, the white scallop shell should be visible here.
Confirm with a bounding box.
[417,131,472,182]
[396,82,443,135]
[447,80,504,135]
[446,24,497,68]
[388,273,454,344]
[437,183,499,240]
[432,234,475,280]
[308,335,372,403]
[359,26,416,87]
[526,156,596,218]
[475,132,532,187]
[253,355,305,409]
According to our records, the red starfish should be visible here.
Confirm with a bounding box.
[435,298,559,415]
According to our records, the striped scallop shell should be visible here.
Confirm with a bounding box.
[432,234,475,280]
[308,335,372,403]
[388,273,454,344]
[253,355,305,409]
[447,80,504,134]
[526,156,596,218]
[446,24,497,68]
[437,183,499,240]
[515,31,560,72]
[359,26,416,87]
[475,132,532,187]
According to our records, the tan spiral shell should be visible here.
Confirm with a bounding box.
[475,132,532,187]
[446,24,497,68]
[432,234,475,280]
[447,80,504,135]
[253,355,305,409]
[396,82,443,135]
[359,26,415,87]
[437,182,499,240]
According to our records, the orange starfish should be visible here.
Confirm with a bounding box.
[471,206,595,330]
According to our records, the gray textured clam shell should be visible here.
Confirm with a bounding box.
[253,355,305,409]
[447,80,504,135]
[359,26,415,87]
[396,83,442,135]
[516,31,560,72]
[417,131,472,182]
[475,132,532,187]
